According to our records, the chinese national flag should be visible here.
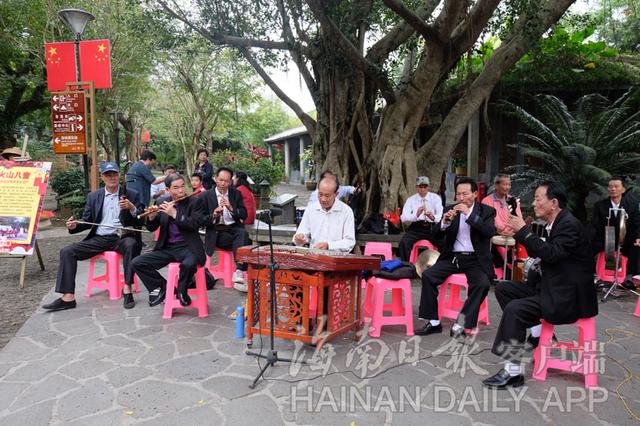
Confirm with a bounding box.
[79,39,112,89]
[45,42,76,91]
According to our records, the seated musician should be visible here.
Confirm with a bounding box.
[43,162,143,311]
[293,173,356,253]
[416,177,496,339]
[199,167,251,292]
[590,176,640,287]
[398,175,443,261]
[131,173,206,307]
[483,181,598,389]
[481,173,521,271]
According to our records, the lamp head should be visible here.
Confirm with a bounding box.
[58,8,95,36]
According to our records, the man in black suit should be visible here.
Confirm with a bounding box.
[590,176,640,280]
[483,181,598,389]
[199,167,250,292]
[131,173,206,307]
[43,162,144,311]
[416,177,496,339]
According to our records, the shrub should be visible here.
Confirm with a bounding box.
[210,149,285,188]
[59,195,87,218]
[50,168,84,197]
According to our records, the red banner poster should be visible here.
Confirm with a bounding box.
[79,39,112,89]
[45,42,76,91]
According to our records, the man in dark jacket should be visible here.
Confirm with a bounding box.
[483,180,598,389]
[131,173,206,307]
[416,177,496,339]
[590,176,640,279]
[199,167,250,292]
[43,162,144,311]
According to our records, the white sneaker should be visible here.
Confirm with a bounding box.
[233,282,248,293]
[233,270,245,283]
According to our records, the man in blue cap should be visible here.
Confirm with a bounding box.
[43,162,145,311]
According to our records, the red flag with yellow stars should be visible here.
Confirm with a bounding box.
[79,39,112,89]
[44,42,76,91]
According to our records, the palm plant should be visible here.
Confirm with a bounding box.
[498,89,640,223]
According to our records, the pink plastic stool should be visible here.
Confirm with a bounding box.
[364,242,393,260]
[595,251,627,283]
[163,263,208,319]
[207,249,235,288]
[154,228,160,241]
[532,317,598,388]
[86,251,140,300]
[409,239,437,264]
[634,296,640,318]
[362,277,414,337]
[438,273,489,333]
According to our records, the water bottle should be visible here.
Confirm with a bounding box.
[384,219,389,235]
[235,306,245,339]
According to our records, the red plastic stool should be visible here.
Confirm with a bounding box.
[438,273,489,333]
[532,318,598,388]
[163,263,208,319]
[86,251,140,300]
[595,251,627,283]
[634,296,640,317]
[207,250,235,288]
[362,277,414,337]
[409,239,437,264]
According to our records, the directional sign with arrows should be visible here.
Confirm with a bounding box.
[51,91,87,154]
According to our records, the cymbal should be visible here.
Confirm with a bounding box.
[416,249,440,277]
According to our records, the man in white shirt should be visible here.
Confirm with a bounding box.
[150,164,176,201]
[307,184,357,208]
[294,175,355,252]
[398,176,443,260]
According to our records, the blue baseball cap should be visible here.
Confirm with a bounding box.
[100,162,119,174]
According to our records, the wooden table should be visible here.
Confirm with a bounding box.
[236,245,380,348]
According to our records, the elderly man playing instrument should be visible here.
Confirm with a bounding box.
[43,162,143,311]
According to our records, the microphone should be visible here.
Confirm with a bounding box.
[256,208,283,224]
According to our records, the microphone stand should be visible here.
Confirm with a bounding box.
[246,210,301,389]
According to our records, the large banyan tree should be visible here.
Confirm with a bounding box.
[157,0,576,213]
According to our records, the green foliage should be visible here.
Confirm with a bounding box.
[498,89,640,221]
[59,195,87,219]
[50,168,84,197]
[210,149,284,187]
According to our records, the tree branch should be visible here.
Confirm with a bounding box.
[382,0,444,44]
[451,0,502,45]
[367,0,441,65]
[157,0,292,51]
[305,0,396,103]
[238,47,316,133]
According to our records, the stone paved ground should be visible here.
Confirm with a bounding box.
[0,255,639,425]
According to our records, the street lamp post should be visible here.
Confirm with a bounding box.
[58,8,95,192]
[110,111,121,168]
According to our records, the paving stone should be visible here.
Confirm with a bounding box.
[20,330,67,349]
[0,361,20,378]
[138,343,175,366]
[156,351,232,382]
[176,337,213,355]
[3,355,68,382]
[106,366,153,389]
[52,316,101,337]
[136,403,224,425]
[59,358,117,380]
[165,322,216,338]
[0,382,30,412]
[101,318,138,335]
[116,379,209,418]
[99,334,144,348]
[66,408,134,426]
[201,375,258,400]
[56,378,114,421]
[222,394,284,426]
[9,373,79,411]
[0,337,49,363]
[0,400,54,425]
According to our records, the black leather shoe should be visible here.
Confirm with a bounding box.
[482,368,525,389]
[42,298,77,311]
[526,333,557,350]
[149,288,166,307]
[450,326,467,339]
[122,291,135,309]
[177,291,192,307]
[415,323,443,336]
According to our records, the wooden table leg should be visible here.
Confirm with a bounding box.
[35,240,45,271]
